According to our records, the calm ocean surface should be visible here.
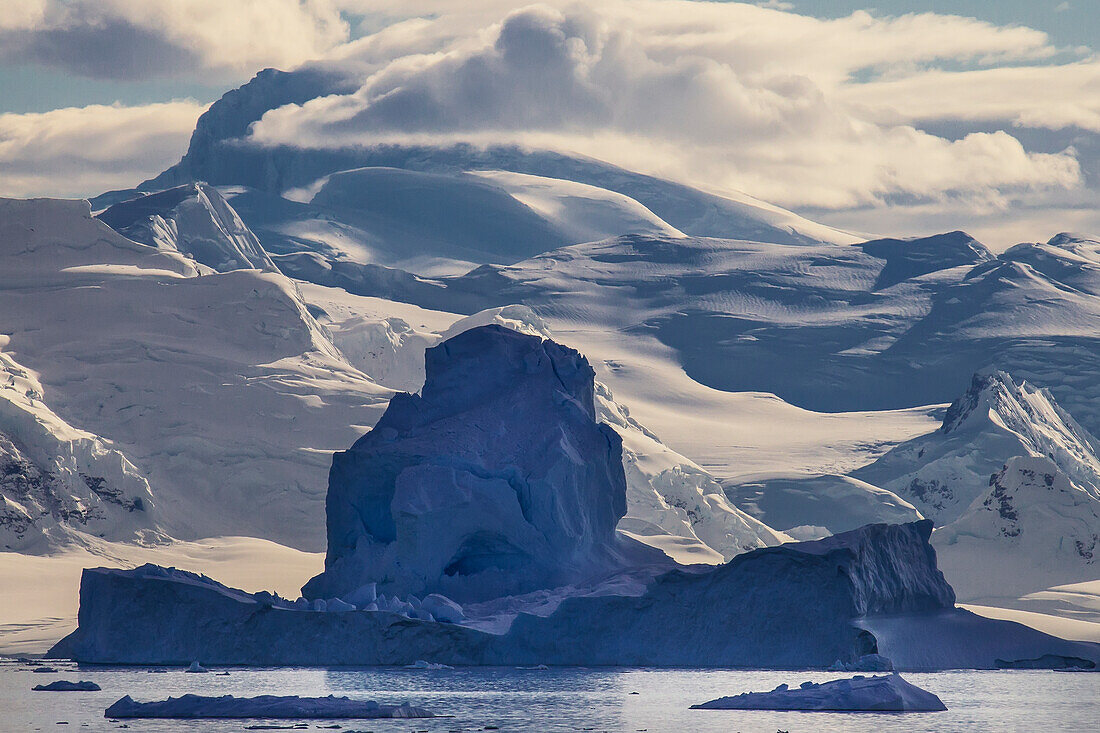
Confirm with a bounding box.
[3,662,1098,732]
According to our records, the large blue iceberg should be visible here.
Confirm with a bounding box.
[303,325,633,603]
[48,326,1100,670]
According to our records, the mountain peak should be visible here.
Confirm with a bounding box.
[854,370,1100,524]
[97,183,276,273]
[859,231,993,290]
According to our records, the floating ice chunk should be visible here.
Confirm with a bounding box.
[103,694,435,719]
[33,680,101,691]
[421,594,464,624]
[324,598,356,612]
[995,653,1096,670]
[828,653,894,672]
[691,673,946,712]
[342,582,377,608]
[185,661,208,673]
[405,660,453,670]
[310,599,327,612]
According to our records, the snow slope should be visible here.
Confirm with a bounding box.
[726,474,922,540]
[0,197,393,550]
[935,456,1100,599]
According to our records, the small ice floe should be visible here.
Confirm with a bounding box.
[405,660,453,670]
[103,694,434,719]
[32,680,102,692]
[185,661,209,673]
[828,653,894,672]
[995,654,1096,670]
[690,673,946,712]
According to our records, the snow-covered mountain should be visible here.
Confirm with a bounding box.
[97,182,276,273]
[0,350,155,552]
[0,197,393,551]
[0,196,789,567]
[935,456,1100,599]
[113,66,857,255]
[853,371,1100,525]
[5,61,1100,651]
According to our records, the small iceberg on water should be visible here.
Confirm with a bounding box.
[691,673,946,712]
[104,693,434,719]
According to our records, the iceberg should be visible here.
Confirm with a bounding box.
[302,325,634,604]
[45,328,1100,670]
[103,694,433,719]
[50,519,1091,669]
[690,673,946,712]
[32,680,101,691]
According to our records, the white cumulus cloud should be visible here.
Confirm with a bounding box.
[0,0,349,80]
[249,2,1082,210]
[0,101,207,198]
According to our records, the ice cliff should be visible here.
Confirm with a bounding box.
[302,325,632,603]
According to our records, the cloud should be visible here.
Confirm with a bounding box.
[840,62,1100,132]
[0,1,349,80]
[0,101,206,198]
[249,2,1082,210]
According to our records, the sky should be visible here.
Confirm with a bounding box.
[1,0,1098,249]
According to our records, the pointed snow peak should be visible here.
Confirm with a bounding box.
[98,183,276,273]
[939,371,1096,459]
[855,369,1100,525]
[940,370,1017,435]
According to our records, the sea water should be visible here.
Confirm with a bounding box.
[3,662,1097,732]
